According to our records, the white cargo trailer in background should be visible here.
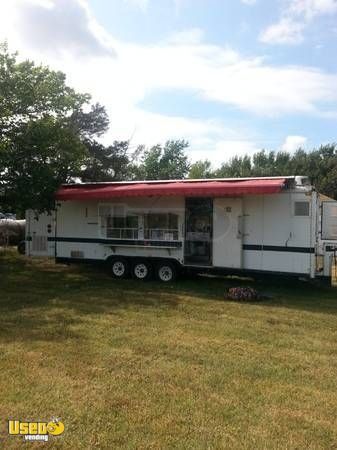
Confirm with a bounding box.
[26,176,337,282]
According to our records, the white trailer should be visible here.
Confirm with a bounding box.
[25,176,337,282]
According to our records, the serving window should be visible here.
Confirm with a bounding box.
[99,204,179,241]
[144,213,179,240]
[106,215,139,239]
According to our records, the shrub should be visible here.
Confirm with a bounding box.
[226,287,261,302]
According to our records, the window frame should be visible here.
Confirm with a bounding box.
[98,203,139,240]
[144,212,179,241]
[98,204,180,241]
[106,214,139,239]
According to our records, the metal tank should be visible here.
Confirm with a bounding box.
[0,219,26,247]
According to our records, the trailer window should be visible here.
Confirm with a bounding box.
[294,201,310,216]
[144,213,179,240]
[106,215,139,239]
[322,202,337,239]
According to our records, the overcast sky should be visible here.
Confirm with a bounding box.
[1,0,337,165]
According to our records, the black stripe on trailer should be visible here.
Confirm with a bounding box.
[243,244,315,254]
[48,238,314,253]
[48,236,182,248]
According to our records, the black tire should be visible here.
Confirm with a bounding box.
[17,240,25,255]
[132,260,153,281]
[156,261,177,282]
[110,257,129,279]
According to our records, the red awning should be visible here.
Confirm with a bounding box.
[55,178,287,201]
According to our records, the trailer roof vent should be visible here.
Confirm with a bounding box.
[295,176,310,186]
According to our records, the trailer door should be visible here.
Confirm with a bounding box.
[26,210,55,257]
[212,198,242,268]
[184,198,213,265]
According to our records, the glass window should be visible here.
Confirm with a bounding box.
[106,215,139,239]
[168,213,178,230]
[144,213,179,240]
[126,215,139,228]
[98,205,111,217]
[145,214,165,229]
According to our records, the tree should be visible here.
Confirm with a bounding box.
[304,144,337,199]
[79,140,130,182]
[215,154,252,178]
[133,140,190,180]
[2,117,86,212]
[188,159,213,179]
[210,143,337,199]
[0,42,109,213]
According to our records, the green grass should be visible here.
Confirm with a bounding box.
[1,249,337,449]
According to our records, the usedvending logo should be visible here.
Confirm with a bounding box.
[8,418,64,442]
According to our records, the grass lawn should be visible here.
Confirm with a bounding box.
[1,249,337,449]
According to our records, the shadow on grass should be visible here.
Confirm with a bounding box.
[1,248,337,344]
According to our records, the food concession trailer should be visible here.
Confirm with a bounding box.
[25,176,337,282]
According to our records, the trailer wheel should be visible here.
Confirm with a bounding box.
[111,257,129,279]
[156,261,176,282]
[132,260,152,281]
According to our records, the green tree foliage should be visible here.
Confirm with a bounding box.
[210,144,337,199]
[215,155,252,178]
[3,118,85,212]
[0,42,109,213]
[79,140,130,182]
[188,159,213,179]
[133,140,190,180]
